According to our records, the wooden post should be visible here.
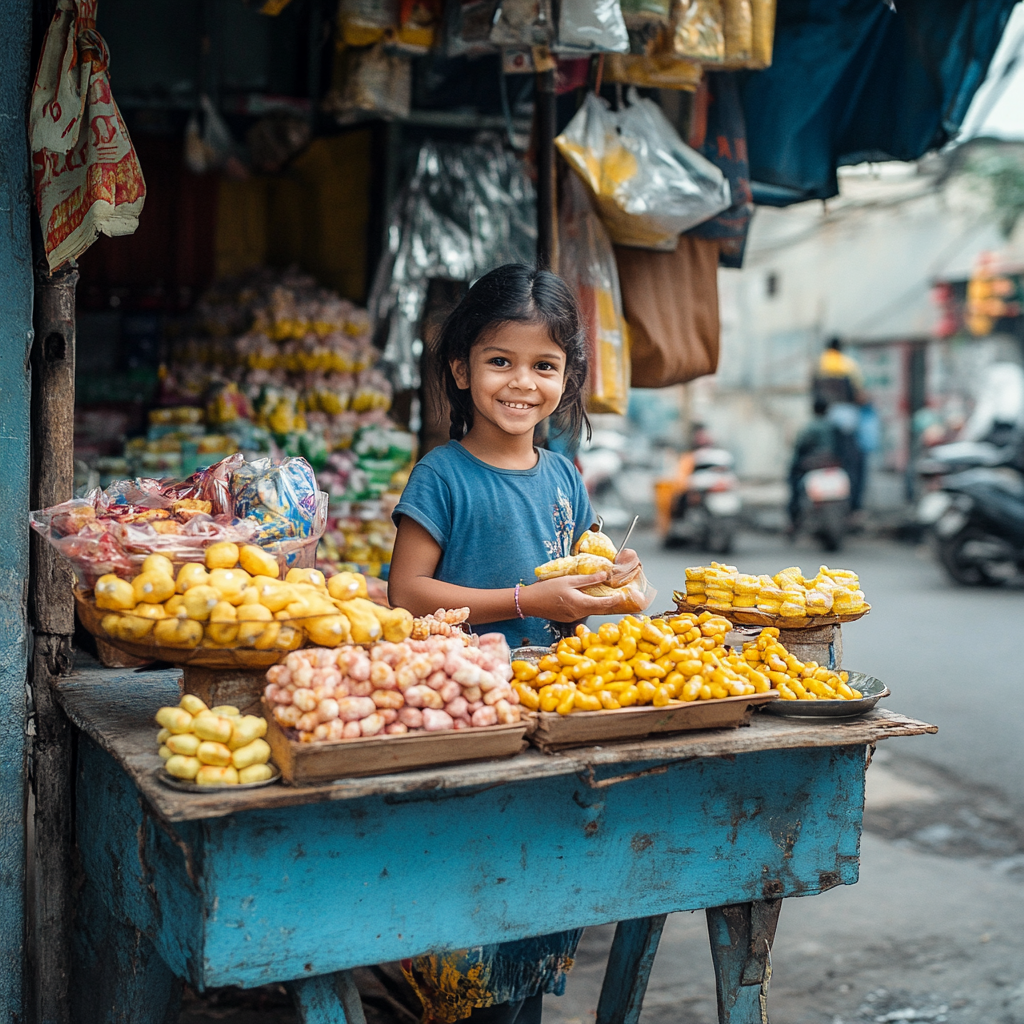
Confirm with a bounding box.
[0,0,36,1018]
[595,914,667,1024]
[706,900,782,1024]
[29,258,79,1024]
[535,68,557,272]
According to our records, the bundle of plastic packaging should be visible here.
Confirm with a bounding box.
[368,141,536,389]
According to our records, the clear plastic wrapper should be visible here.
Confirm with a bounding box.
[533,553,656,615]
[368,141,536,389]
[555,91,730,251]
[671,0,724,61]
[554,0,628,52]
[558,174,630,416]
[31,455,326,587]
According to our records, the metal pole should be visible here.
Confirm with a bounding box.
[535,68,557,272]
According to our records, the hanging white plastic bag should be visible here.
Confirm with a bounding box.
[558,174,630,415]
[555,89,730,250]
[555,0,629,53]
[30,0,147,271]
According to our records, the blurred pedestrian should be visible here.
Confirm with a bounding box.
[788,397,841,532]
[814,338,867,512]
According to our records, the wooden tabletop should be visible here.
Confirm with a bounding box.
[57,657,936,824]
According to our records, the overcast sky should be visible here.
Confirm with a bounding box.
[959,3,1024,141]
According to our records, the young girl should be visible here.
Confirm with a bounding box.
[388,264,638,1024]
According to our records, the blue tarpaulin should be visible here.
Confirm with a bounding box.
[743,0,1020,205]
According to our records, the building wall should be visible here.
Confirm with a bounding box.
[695,165,1008,483]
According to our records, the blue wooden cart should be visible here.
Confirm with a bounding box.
[56,659,934,1024]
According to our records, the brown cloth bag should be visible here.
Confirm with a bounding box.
[614,235,720,388]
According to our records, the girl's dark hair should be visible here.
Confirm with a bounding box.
[435,264,590,445]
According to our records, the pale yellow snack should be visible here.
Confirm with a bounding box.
[165,755,201,780]
[204,542,240,570]
[182,585,221,622]
[195,765,239,786]
[175,563,210,593]
[286,567,326,588]
[95,575,136,611]
[238,544,279,578]
[238,764,274,784]
[132,570,176,605]
[142,553,175,578]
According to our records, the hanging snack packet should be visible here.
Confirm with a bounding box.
[671,0,724,61]
[443,0,500,56]
[555,91,730,250]
[489,0,554,48]
[722,0,752,62]
[397,0,442,51]
[619,0,672,28]
[338,0,399,46]
[604,52,703,89]
[336,43,411,119]
[558,174,630,416]
[554,0,629,54]
[750,0,776,67]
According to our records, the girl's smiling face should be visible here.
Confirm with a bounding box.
[451,321,566,439]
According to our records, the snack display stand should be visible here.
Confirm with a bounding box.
[58,655,933,1023]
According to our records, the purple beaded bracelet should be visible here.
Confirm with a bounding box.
[514,582,525,619]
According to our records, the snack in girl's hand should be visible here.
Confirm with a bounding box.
[572,528,617,561]
[533,552,653,614]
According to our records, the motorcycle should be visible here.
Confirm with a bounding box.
[919,466,1024,585]
[795,465,850,552]
[662,446,741,554]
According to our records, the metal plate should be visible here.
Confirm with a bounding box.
[511,645,554,664]
[759,672,889,719]
[153,764,282,792]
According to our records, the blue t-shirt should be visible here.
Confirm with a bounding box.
[392,441,595,649]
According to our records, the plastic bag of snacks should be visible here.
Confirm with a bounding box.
[554,0,628,53]
[555,91,730,250]
[671,0,724,61]
[558,173,630,416]
[30,455,327,587]
[533,529,656,615]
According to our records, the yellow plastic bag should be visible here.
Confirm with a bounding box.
[555,91,729,251]
[671,0,724,61]
[558,174,630,416]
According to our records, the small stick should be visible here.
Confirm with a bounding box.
[615,515,639,560]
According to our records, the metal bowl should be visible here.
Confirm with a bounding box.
[511,645,554,665]
[154,764,282,792]
[759,672,889,719]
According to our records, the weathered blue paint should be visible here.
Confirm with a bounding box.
[76,735,866,994]
[706,900,781,1024]
[0,0,35,1016]
[286,971,366,1024]
[595,915,667,1024]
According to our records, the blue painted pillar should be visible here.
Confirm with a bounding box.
[0,0,35,1017]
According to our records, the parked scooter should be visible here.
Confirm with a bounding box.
[660,445,742,554]
[920,466,1024,585]
[794,465,851,552]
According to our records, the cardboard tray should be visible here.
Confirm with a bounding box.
[262,700,529,784]
[674,600,870,630]
[526,691,779,752]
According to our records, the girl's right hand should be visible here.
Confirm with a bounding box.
[518,573,625,622]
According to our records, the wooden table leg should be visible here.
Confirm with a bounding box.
[706,900,782,1024]
[287,971,367,1024]
[595,914,668,1024]
[71,874,182,1024]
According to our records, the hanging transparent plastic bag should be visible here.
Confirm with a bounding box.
[554,0,629,53]
[558,173,630,416]
[671,0,724,61]
[555,90,730,250]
